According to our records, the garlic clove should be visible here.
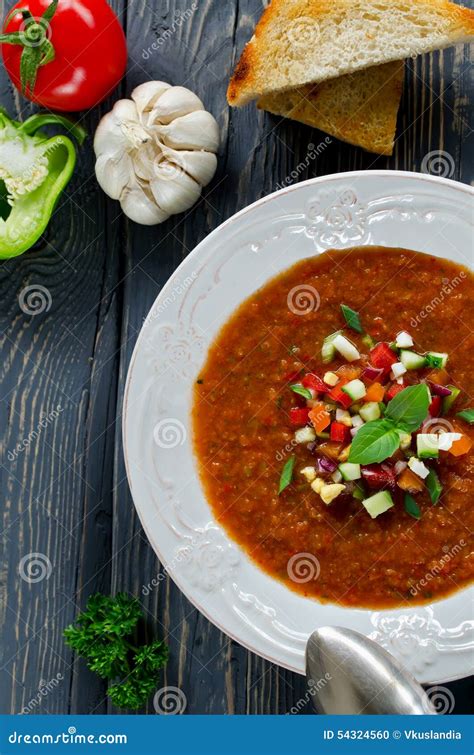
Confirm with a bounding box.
[132,81,171,120]
[134,141,159,182]
[120,180,170,226]
[150,171,202,215]
[160,145,217,186]
[94,100,141,157]
[148,86,205,125]
[95,153,133,200]
[154,111,220,152]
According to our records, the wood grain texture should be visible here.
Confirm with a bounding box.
[0,0,473,716]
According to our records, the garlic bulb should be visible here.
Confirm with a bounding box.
[94,82,220,225]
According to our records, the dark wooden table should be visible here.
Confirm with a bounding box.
[0,0,473,715]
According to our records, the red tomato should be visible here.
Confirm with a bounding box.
[1,0,127,111]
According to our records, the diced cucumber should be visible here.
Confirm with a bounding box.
[332,334,360,362]
[437,433,462,451]
[442,385,460,415]
[395,331,414,348]
[400,350,426,370]
[359,402,381,422]
[362,490,394,519]
[341,379,366,401]
[361,334,375,349]
[408,457,430,479]
[331,470,343,483]
[352,482,365,501]
[416,434,439,459]
[322,330,343,364]
[339,462,361,481]
[425,351,448,369]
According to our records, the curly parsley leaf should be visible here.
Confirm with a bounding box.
[64,594,168,710]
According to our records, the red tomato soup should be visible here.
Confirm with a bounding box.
[192,247,474,608]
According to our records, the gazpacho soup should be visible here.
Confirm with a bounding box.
[193,247,474,608]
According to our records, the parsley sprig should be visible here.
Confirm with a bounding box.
[64,593,169,710]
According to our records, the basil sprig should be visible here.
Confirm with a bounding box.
[349,384,430,465]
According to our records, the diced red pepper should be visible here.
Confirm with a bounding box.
[361,464,397,490]
[428,395,442,417]
[330,421,351,443]
[370,342,398,371]
[289,407,310,426]
[327,384,353,409]
[301,373,326,393]
[386,382,405,401]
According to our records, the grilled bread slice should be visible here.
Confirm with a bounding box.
[228,0,474,106]
[258,61,405,155]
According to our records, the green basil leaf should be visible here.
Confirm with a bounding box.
[404,493,422,519]
[340,304,363,334]
[290,384,312,400]
[348,419,400,464]
[425,469,442,505]
[278,455,296,494]
[385,383,431,431]
[456,408,474,425]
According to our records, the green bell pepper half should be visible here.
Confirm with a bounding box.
[0,110,86,259]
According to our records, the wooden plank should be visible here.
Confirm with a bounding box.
[0,0,126,715]
[0,0,472,716]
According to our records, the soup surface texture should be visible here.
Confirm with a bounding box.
[193,247,474,608]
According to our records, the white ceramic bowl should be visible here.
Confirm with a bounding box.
[123,171,473,684]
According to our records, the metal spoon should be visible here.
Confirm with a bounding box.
[306,626,436,715]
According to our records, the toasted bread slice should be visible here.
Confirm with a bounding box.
[258,61,405,155]
[228,0,474,106]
